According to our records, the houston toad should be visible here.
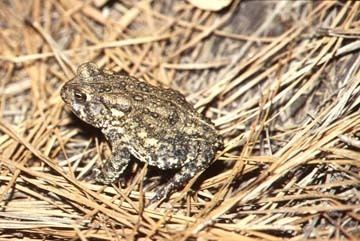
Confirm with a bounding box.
[61,62,222,200]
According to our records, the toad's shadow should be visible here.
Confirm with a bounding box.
[65,112,104,140]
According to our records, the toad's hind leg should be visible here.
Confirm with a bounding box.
[151,162,199,201]
[94,147,130,184]
[151,144,216,201]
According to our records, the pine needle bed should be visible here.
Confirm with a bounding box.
[0,1,359,240]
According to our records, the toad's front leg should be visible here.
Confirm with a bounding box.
[94,146,130,184]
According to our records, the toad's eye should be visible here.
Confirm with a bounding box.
[74,91,87,102]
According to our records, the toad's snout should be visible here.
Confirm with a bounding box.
[60,84,71,104]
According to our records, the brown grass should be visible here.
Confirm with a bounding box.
[1,0,360,240]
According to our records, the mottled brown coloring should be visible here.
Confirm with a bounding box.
[61,62,223,200]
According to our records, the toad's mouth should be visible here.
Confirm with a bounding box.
[67,103,86,121]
